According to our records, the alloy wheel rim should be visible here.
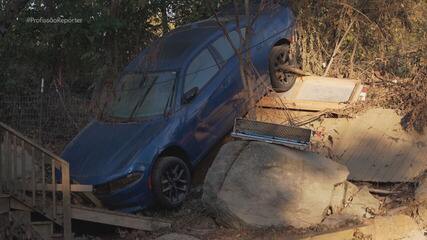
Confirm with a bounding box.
[273,51,291,84]
[160,163,189,204]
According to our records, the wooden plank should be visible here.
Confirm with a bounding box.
[299,214,423,240]
[0,130,3,186]
[9,197,32,211]
[11,135,16,194]
[51,159,56,218]
[41,153,46,209]
[20,140,25,199]
[8,195,64,226]
[61,162,72,240]
[15,183,93,192]
[81,192,103,208]
[31,146,36,206]
[0,123,69,166]
[71,205,171,231]
[258,97,349,111]
[0,195,10,214]
[5,131,10,191]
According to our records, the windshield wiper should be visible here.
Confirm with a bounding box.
[127,77,157,121]
[163,77,176,117]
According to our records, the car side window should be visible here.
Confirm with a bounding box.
[184,49,219,93]
[211,29,246,62]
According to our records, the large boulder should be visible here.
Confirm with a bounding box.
[202,141,349,228]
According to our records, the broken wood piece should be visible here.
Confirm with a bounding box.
[368,188,399,195]
[299,214,424,240]
[278,64,312,76]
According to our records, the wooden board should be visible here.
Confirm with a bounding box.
[0,195,9,214]
[16,184,93,192]
[71,205,171,231]
[258,76,363,111]
[299,214,423,240]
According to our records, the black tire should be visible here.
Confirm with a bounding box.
[152,156,191,208]
[269,44,297,92]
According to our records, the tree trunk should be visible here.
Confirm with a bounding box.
[161,1,169,35]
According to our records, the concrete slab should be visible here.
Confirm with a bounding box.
[310,108,427,182]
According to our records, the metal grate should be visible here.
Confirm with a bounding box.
[231,118,312,150]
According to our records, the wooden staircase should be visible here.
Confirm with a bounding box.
[0,122,171,239]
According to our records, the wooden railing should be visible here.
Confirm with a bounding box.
[0,122,72,240]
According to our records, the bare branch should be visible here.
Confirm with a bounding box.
[323,18,355,77]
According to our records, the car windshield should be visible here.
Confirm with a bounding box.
[107,71,176,119]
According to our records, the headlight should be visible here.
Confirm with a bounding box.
[95,172,143,194]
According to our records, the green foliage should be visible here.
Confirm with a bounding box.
[0,0,232,96]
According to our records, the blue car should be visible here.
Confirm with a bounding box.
[61,4,295,212]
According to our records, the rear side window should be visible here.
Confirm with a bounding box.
[184,49,219,93]
[211,29,246,62]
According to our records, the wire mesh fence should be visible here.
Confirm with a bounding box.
[0,91,92,154]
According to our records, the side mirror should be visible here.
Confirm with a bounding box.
[182,87,199,104]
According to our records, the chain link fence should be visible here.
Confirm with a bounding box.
[0,91,92,154]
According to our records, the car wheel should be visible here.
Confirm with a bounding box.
[269,44,297,92]
[152,156,191,208]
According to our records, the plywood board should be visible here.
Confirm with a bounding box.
[258,76,363,111]
[308,108,427,182]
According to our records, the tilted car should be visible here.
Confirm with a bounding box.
[61,3,295,212]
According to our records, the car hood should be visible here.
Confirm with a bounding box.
[61,119,165,184]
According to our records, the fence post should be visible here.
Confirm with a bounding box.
[38,78,45,144]
[61,161,72,240]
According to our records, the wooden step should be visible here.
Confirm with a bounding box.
[31,221,54,240]
[0,194,9,214]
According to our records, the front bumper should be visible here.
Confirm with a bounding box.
[93,175,154,213]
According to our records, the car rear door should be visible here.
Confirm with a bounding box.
[182,35,244,162]
[181,47,221,161]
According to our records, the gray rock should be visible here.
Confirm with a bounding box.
[203,141,349,228]
[329,181,359,214]
[156,233,200,240]
[341,186,380,218]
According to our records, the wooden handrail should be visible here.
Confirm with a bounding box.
[0,122,68,166]
[0,122,72,240]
